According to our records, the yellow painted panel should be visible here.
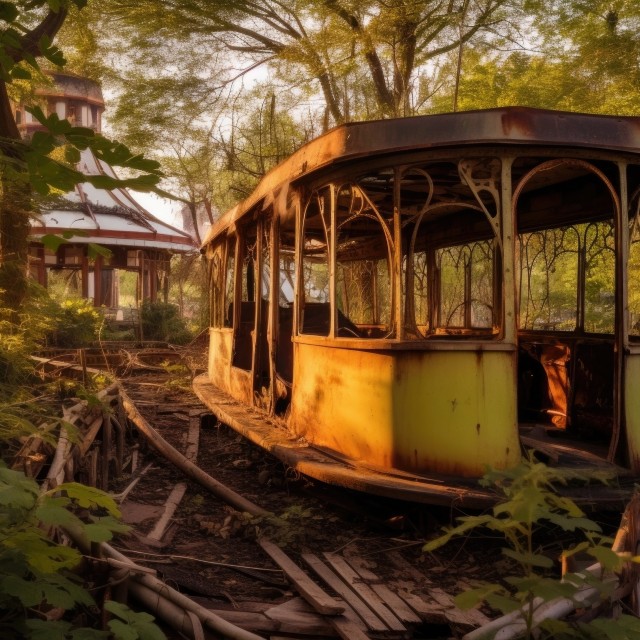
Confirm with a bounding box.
[625,356,640,472]
[208,329,232,393]
[291,343,520,477]
[392,350,520,476]
[292,344,396,466]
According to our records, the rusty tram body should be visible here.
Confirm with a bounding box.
[194,108,640,507]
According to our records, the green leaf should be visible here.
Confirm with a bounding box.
[88,243,113,260]
[65,145,81,164]
[106,601,166,640]
[454,583,504,610]
[525,577,577,601]
[561,541,591,559]
[108,620,138,640]
[38,34,66,67]
[502,547,554,569]
[587,615,640,639]
[36,499,83,530]
[25,619,73,640]
[588,545,625,571]
[539,618,582,638]
[1,574,42,607]
[36,570,94,608]
[10,66,31,80]
[484,592,523,614]
[40,233,69,253]
[49,482,121,517]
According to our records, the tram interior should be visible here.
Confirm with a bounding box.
[513,157,619,463]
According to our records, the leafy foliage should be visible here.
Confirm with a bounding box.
[104,602,165,640]
[424,457,639,638]
[0,465,131,638]
[45,298,102,348]
[140,300,191,344]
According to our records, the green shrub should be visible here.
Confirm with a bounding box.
[424,457,640,639]
[0,466,167,639]
[46,299,102,348]
[140,301,191,344]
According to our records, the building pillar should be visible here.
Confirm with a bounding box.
[81,249,89,298]
[93,255,102,307]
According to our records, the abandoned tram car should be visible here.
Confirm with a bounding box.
[194,107,640,507]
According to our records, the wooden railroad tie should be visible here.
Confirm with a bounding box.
[260,539,491,639]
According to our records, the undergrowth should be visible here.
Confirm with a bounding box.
[0,290,165,638]
[424,456,640,639]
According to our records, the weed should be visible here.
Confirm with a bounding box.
[424,456,640,639]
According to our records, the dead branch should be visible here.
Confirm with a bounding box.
[119,387,269,517]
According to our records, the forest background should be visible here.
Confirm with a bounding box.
[2,0,639,320]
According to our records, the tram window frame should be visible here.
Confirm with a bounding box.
[300,188,331,336]
[401,158,502,339]
[628,164,640,340]
[514,155,618,337]
[233,222,259,371]
[209,243,224,328]
[434,238,496,333]
[222,235,236,329]
[334,181,395,339]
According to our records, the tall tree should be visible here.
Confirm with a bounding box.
[437,1,640,115]
[0,1,163,311]
[99,0,523,124]
[0,1,77,310]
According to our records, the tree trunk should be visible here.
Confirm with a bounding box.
[0,80,31,312]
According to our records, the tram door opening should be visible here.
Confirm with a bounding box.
[514,159,618,453]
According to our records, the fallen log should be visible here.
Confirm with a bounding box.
[62,519,267,640]
[119,386,269,517]
[103,543,267,640]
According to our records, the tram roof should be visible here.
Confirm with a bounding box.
[202,107,640,246]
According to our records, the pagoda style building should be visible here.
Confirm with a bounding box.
[24,71,196,308]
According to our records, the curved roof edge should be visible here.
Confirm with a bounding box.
[202,107,640,247]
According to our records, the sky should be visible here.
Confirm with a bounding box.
[130,190,184,227]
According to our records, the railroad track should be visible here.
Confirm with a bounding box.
[113,370,495,640]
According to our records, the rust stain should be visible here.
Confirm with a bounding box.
[500,108,539,138]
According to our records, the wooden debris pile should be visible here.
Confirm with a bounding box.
[12,382,128,490]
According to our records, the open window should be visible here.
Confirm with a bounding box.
[223,235,235,328]
[401,159,501,338]
[233,224,258,370]
[514,158,618,439]
[628,165,640,339]
[335,180,394,338]
[300,188,331,336]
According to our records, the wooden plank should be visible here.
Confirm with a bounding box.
[12,436,49,478]
[387,551,433,586]
[323,553,406,632]
[427,587,490,627]
[330,614,372,640]
[78,416,104,457]
[147,483,188,542]
[389,564,489,628]
[264,598,336,636]
[302,553,388,633]
[392,584,448,624]
[258,538,344,616]
[342,555,421,625]
[185,415,201,462]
